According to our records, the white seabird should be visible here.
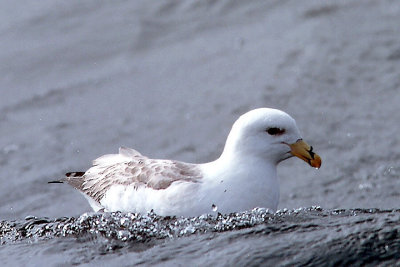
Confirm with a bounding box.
[56,108,321,216]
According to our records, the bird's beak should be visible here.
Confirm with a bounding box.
[289,139,321,169]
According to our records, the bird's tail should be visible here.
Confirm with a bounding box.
[48,172,85,184]
[48,180,64,184]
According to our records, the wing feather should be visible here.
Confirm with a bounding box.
[65,147,202,202]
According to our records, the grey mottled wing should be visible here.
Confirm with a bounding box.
[65,147,203,202]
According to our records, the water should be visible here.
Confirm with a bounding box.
[1,0,400,265]
[1,207,399,266]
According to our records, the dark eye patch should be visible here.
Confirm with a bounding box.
[266,127,285,135]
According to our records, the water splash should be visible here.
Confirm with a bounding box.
[211,204,218,212]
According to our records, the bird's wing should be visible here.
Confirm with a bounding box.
[65,147,203,202]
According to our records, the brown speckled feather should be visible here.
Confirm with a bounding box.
[64,147,203,202]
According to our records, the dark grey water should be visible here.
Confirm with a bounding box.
[1,0,400,266]
[1,207,400,266]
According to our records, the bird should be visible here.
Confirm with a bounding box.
[51,108,321,216]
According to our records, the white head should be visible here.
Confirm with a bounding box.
[221,108,321,167]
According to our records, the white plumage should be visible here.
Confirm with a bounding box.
[62,108,321,216]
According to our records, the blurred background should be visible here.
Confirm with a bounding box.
[0,0,399,221]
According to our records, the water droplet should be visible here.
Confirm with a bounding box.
[212,204,218,212]
[120,217,129,227]
[117,230,130,241]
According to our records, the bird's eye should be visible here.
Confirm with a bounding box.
[266,127,285,135]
